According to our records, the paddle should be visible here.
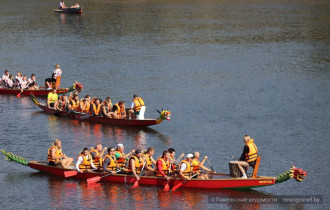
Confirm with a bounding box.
[87,169,121,184]
[64,170,78,177]
[172,173,198,192]
[16,89,23,98]
[206,159,215,172]
[131,160,147,189]
[162,164,172,191]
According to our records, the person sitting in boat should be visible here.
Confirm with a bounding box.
[45,64,62,90]
[101,97,113,118]
[191,151,214,179]
[168,148,185,171]
[1,70,9,86]
[179,154,195,180]
[155,151,171,180]
[141,147,156,176]
[20,75,29,90]
[69,94,80,111]
[90,98,102,116]
[47,139,74,168]
[90,144,107,170]
[114,143,135,171]
[27,74,38,90]
[236,135,258,178]
[47,88,58,108]
[128,149,145,181]
[76,148,97,173]
[128,94,145,120]
[59,1,66,9]
[79,95,91,114]
[103,147,118,173]
[68,90,79,101]
[15,71,23,88]
[56,95,69,111]
[6,74,15,88]
[112,100,126,119]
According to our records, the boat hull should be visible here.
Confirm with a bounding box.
[54,7,82,14]
[28,161,276,189]
[0,87,70,97]
[38,104,160,127]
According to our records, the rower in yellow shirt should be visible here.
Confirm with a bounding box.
[47,88,58,108]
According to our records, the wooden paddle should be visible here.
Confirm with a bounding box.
[171,173,198,192]
[206,159,215,172]
[64,170,78,177]
[87,169,121,184]
[131,160,147,189]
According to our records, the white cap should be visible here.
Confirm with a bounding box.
[187,154,193,158]
[117,143,124,147]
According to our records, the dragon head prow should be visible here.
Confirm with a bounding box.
[157,109,171,121]
[74,81,84,92]
[291,165,307,182]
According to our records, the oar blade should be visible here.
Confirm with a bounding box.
[162,183,170,191]
[87,176,102,184]
[16,93,21,98]
[131,180,139,189]
[64,170,78,177]
[171,182,183,192]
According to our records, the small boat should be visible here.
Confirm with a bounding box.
[1,150,307,190]
[0,82,83,97]
[54,6,83,14]
[31,95,171,127]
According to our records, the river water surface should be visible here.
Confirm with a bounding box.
[0,0,329,209]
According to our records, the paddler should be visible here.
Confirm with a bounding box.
[103,147,118,173]
[178,153,194,180]
[168,148,185,172]
[47,88,58,108]
[155,151,171,180]
[90,98,101,116]
[191,151,214,179]
[128,149,145,181]
[101,97,113,118]
[141,147,157,176]
[69,94,80,111]
[114,144,135,171]
[237,135,258,178]
[1,70,9,86]
[112,100,126,119]
[76,148,97,173]
[128,94,145,119]
[59,0,66,9]
[47,139,73,168]
[56,94,69,111]
[90,144,107,170]
[79,95,91,114]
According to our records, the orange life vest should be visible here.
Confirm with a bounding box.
[179,159,192,177]
[133,97,145,112]
[115,151,126,168]
[142,154,153,168]
[114,103,125,116]
[245,139,258,162]
[47,145,63,162]
[191,159,201,173]
[155,158,170,177]
[80,100,90,113]
[90,148,102,168]
[78,154,92,170]
[103,154,117,171]
[70,99,80,111]
[92,104,101,115]
[128,155,143,173]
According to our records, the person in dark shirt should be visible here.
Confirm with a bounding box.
[237,135,258,178]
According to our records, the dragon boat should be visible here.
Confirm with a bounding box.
[31,94,171,127]
[0,82,83,97]
[1,150,307,190]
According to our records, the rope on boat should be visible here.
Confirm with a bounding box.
[1,150,28,166]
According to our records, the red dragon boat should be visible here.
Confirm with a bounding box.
[1,150,307,190]
[0,82,83,97]
[31,95,171,127]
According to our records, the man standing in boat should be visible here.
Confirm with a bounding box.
[237,135,259,178]
[59,1,66,9]
[47,139,73,168]
[128,94,145,119]
[45,64,62,90]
